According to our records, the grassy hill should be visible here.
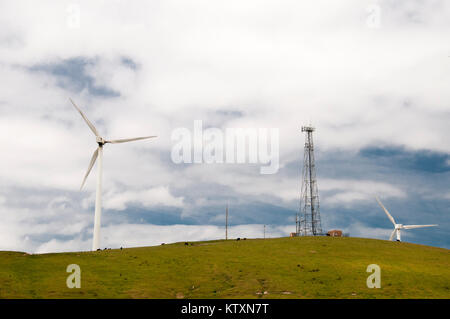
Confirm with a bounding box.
[0,237,449,299]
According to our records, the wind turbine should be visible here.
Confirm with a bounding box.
[70,98,157,251]
[375,197,437,242]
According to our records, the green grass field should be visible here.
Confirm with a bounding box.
[0,237,449,299]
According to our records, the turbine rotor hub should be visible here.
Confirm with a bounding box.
[96,136,105,146]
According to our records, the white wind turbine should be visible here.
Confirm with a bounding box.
[70,98,157,251]
[375,197,437,242]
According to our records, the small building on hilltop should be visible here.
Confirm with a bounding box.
[327,229,343,237]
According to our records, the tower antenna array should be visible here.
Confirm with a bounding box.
[297,126,323,236]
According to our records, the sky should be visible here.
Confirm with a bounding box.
[0,0,449,253]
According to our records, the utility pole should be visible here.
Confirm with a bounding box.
[264,225,266,239]
[225,203,228,240]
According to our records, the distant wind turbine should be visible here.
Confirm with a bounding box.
[70,98,157,251]
[375,197,437,242]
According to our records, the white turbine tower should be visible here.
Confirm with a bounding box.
[70,98,157,251]
[375,197,437,242]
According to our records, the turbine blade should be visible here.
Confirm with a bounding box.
[402,224,438,230]
[105,136,157,144]
[69,98,99,137]
[80,148,99,190]
[375,196,396,225]
[389,229,396,241]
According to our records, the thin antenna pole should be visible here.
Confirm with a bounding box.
[225,203,228,240]
[264,225,266,239]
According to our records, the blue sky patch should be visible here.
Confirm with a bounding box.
[360,146,450,173]
[29,57,120,97]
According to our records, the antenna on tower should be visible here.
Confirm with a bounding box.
[296,125,323,236]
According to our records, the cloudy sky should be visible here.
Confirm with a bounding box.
[0,0,449,253]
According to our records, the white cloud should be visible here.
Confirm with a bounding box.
[34,237,89,254]
[341,222,392,240]
[321,179,406,205]
[103,186,184,210]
